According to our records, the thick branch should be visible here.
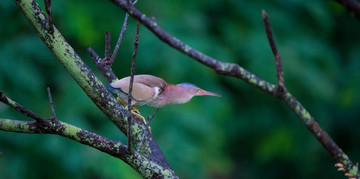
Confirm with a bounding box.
[0,89,176,178]
[13,0,173,176]
[0,118,175,178]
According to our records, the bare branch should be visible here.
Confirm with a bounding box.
[0,91,176,178]
[47,87,57,120]
[262,10,359,178]
[110,0,139,64]
[109,0,277,96]
[0,117,175,178]
[110,13,129,64]
[0,91,46,123]
[108,0,360,177]
[44,0,54,33]
[13,0,173,174]
[262,10,284,85]
[127,21,140,153]
[105,31,112,61]
[137,107,159,152]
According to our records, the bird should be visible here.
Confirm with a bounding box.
[107,74,220,123]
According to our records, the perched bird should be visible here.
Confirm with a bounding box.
[108,74,220,122]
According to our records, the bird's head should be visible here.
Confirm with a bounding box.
[177,83,221,97]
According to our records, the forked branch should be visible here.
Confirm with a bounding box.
[11,0,174,177]
[108,0,359,177]
[262,10,359,178]
[0,91,174,178]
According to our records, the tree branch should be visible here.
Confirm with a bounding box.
[127,21,140,153]
[262,10,359,178]
[0,91,46,124]
[88,32,118,83]
[262,10,284,86]
[0,89,176,178]
[109,0,277,95]
[110,0,138,64]
[108,0,359,177]
[47,87,57,120]
[0,118,175,178]
[13,0,174,177]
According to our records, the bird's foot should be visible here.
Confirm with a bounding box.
[130,110,146,125]
[130,106,140,115]
[116,97,150,129]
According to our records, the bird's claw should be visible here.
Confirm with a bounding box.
[116,97,150,130]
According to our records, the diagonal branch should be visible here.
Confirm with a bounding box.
[109,0,277,95]
[0,89,176,178]
[262,9,358,178]
[0,117,175,178]
[13,0,174,176]
[0,91,46,124]
[108,0,359,177]
[262,10,284,85]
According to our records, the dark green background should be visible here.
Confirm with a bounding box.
[1,0,360,178]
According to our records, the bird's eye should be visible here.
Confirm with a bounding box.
[196,89,200,92]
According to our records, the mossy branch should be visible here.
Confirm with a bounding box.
[109,0,359,177]
[9,0,176,177]
[0,118,175,178]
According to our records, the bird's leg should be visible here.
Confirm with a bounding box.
[144,108,160,133]
[147,107,159,126]
[116,97,146,124]
[137,108,159,153]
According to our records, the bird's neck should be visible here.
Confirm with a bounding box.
[155,84,192,107]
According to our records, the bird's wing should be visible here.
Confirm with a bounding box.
[111,76,157,101]
[132,75,167,89]
[121,82,155,101]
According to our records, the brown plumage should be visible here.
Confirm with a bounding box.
[108,74,220,108]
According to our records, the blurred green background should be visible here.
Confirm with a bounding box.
[1,0,360,178]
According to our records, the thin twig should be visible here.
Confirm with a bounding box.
[127,21,140,153]
[47,87,57,120]
[147,107,159,125]
[137,107,158,152]
[44,0,54,33]
[262,10,284,85]
[110,0,139,64]
[105,31,111,62]
[88,47,101,64]
[110,14,130,64]
[0,91,46,123]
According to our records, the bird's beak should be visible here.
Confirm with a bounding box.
[107,86,114,90]
[196,89,221,97]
